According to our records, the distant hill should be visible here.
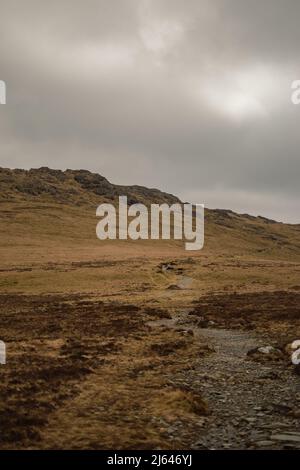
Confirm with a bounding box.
[0,167,180,206]
[0,166,300,264]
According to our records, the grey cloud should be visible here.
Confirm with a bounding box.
[0,0,299,222]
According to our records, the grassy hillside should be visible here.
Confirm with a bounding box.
[0,166,299,295]
[1,167,300,450]
[1,167,300,260]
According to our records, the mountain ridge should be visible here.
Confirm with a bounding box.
[1,166,300,265]
[1,166,298,227]
[0,166,180,207]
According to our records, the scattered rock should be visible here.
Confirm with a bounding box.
[270,433,300,443]
[167,284,181,290]
[244,417,256,424]
[247,345,283,361]
[161,263,175,273]
[260,370,279,380]
[175,328,194,337]
[196,319,210,328]
[272,403,293,414]
[255,440,274,448]
[258,346,279,354]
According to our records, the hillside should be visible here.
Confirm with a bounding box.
[0,165,299,295]
[1,167,300,450]
[0,167,180,206]
[0,167,300,266]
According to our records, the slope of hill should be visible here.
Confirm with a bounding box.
[1,166,299,265]
[0,167,180,206]
[0,165,299,295]
[1,167,300,450]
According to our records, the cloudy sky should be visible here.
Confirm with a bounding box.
[0,0,300,222]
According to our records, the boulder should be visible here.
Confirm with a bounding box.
[247,345,283,361]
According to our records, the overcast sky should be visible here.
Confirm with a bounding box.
[0,0,299,222]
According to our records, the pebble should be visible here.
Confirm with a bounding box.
[271,433,300,443]
[255,440,274,447]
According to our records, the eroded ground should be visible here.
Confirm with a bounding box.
[0,255,300,449]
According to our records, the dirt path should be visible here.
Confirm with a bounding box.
[150,307,300,449]
[29,292,300,450]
